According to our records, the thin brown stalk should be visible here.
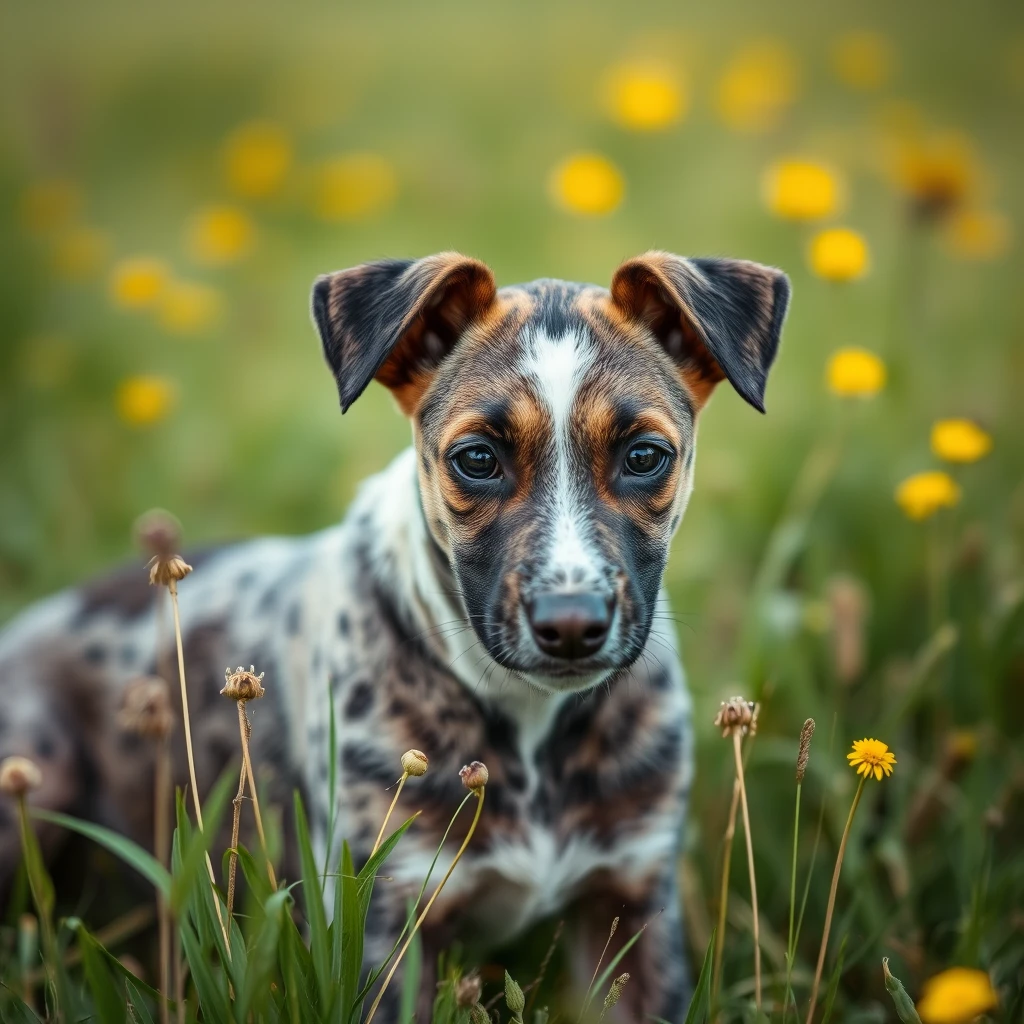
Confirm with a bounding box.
[733,731,762,1011]
[805,776,865,1023]
[578,915,619,1023]
[155,735,172,1024]
[371,771,410,856]
[712,776,741,1011]
[168,580,232,954]
[226,754,247,918]
[365,787,486,1024]
[236,700,278,889]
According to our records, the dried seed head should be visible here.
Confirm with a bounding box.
[602,973,630,1013]
[460,760,489,791]
[714,696,759,738]
[148,554,192,587]
[455,972,482,1008]
[221,666,266,702]
[504,971,525,1013]
[468,1006,490,1024]
[118,677,174,740]
[401,749,429,777]
[0,756,43,797]
[134,508,182,559]
[796,718,816,782]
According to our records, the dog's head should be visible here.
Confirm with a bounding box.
[313,252,789,692]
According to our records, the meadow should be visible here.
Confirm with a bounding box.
[1,0,1022,1020]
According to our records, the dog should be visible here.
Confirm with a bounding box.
[0,250,788,1020]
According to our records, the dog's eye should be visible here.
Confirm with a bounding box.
[452,445,500,481]
[624,443,669,477]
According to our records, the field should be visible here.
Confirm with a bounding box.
[1,0,1023,1020]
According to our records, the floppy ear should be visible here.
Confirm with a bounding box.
[312,252,497,415]
[609,251,790,412]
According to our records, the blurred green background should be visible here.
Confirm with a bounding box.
[2,0,1023,1016]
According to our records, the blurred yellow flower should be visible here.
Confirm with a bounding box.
[311,153,398,222]
[716,40,799,133]
[931,419,992,463]
[831,31,894,91]
[186,205,255,266]
[159,280,223,334]
[604,60,686,131]
[223,121,292,199]
[109,257,169,310]
[20,179,81,234]
[895,471,961,521]
[942,208,1012,261]
[763,160,842,221]
[826,348,886,397]
[549,153,625,216]
[847,737,896,780]
[808,227,870,282]
[917,967,998,1024]
[52,226,109,279]
[116,375,176,427]
[889,130,978,218]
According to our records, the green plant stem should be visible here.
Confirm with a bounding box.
[156,737,172,1024]
[15,796,57,1010]
[805,776,865,1024]
[226,755,246,919]
[364,787,486,1024]
[733,732,761,1012]
[784,780,803,1021]
[371,771,409,857]
[711,776,740,1014]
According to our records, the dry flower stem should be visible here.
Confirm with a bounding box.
[236,700,278,889]
[805,776,865,1023]
[226,748,247,918]
[365,786,486,1024]
[155,735,172,1024]
[371,771,410,857]
[784,777,804,1020]
[712,777,741,1012]
[733,731,762,1011]
[168,579,232,954]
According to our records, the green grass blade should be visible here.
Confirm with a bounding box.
[397,907,421,1024]
[339,842,361,1022]
[126,979,158,1024]
[294,790,333,1012]
[179,917,233,1024]
[237,888,292,1021]
[819,934,848,1024]
[683,930,715,1024]
[71,918,128,1024]
[0,985,43,1024]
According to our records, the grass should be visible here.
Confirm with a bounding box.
[1,0,1023,1020]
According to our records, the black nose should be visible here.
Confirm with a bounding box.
[526,593,613,660]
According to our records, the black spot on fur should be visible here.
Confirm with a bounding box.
[84,643,106,665]
[337,612,350,637]
[286,603,301,635]
[345,681,374,719]
[341,743,394,785]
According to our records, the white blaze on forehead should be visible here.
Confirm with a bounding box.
[521,327,604,588]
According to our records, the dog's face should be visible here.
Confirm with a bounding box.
[313,252,789,692]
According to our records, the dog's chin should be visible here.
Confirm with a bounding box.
[483,643,640,695]
[519,667,622,695]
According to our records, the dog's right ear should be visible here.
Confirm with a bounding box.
[312,252,497,415]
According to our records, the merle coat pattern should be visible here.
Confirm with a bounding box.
[0,251,789,1021]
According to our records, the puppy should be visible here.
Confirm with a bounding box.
[0,250,788,1021]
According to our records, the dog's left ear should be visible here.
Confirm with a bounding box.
[312,252,497,415]
[610,251,790,412]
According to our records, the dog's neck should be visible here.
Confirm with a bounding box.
[351,447,570,723]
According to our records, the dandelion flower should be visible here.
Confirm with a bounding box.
[808,227,870,282]
[931,419,992,463]
[831,31,893,91]
[20,179,80,234]
[159,280,223,334]
[549,153,625,216]
[847,738,896,781]
[604,60,686,131]
[310,153,398,222]
[942,208,1012,261]
[0,756,43,797]
[826,347,886,397]
[109,257,169,310]
[889,130,978,219]
[716,40,799,133]
[763,160,842,221]
[186,205,255,266]
[917,967,998,1024]
[223,121,292,199]
[116,375,176,427]
[895,471,961,521]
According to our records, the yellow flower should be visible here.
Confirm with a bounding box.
[51,226,109,279]
[942,209,1012,261]
[604,60,686,131]
[809,227,870,282]
[549,153,625,216]
[186,205,255,266]
[895,471,961,521]
[159,280,223,334]
[109,257,169,310]
[930,419,992,463]
[889,130,978,218]
[831,31,894,91]
[310,153,398,222]
[917,967,998,1024]
[116,375,176,427]
[716,40,799,133]
[826,347,886,397]
[763,160,843,221]
[20,179,80,234]
[846,738,896,781]
[223,121,292,198]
